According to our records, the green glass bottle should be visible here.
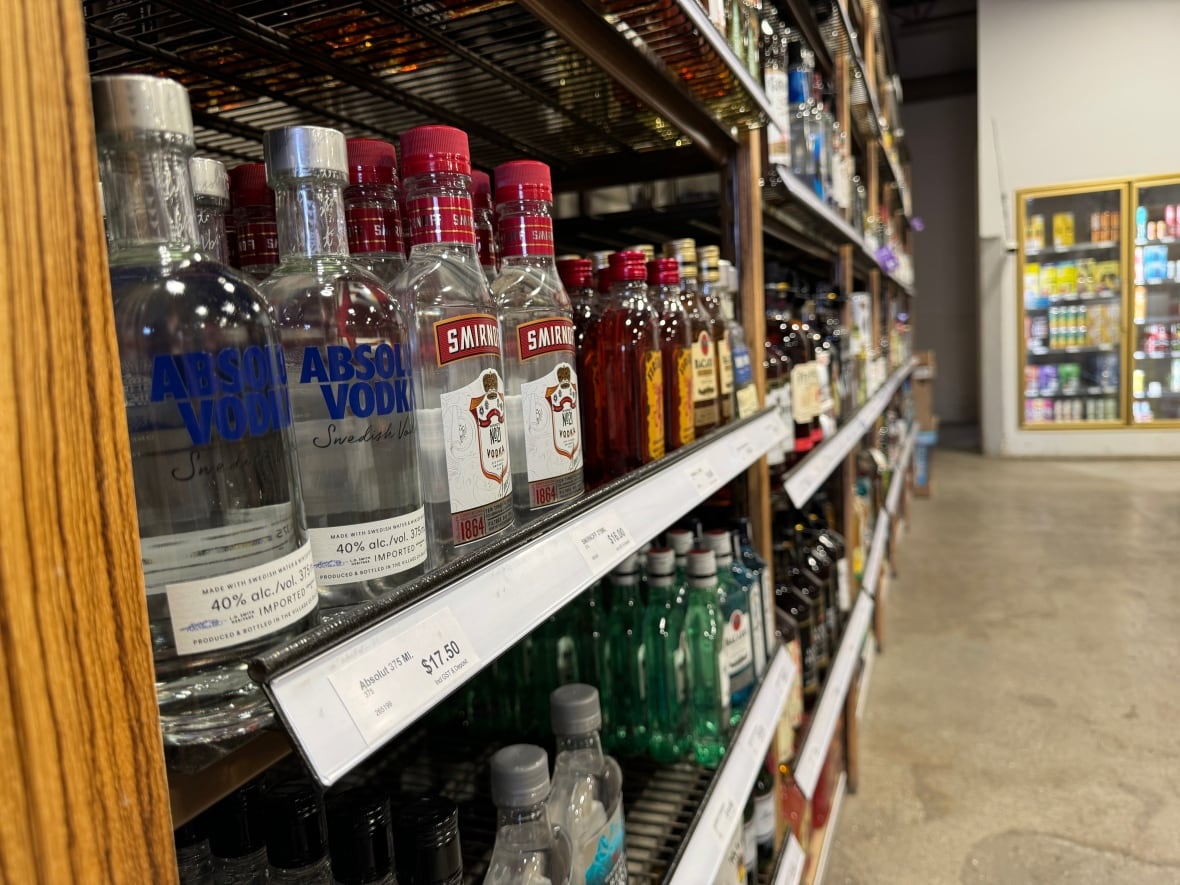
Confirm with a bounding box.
[603,554,647,755]
[642,547,688,763]
[666,527,694,586]
[704,529,757,727]
[684,548,729,768]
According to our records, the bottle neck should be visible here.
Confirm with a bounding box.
[497,199,556,266]
[344,182,404,256]
[404,170,479,261]
[99,136,198,264]
[495,799,552,832]
[274,175,350,261]
[555,730,605,761]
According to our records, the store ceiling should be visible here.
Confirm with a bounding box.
[886,0,977,100]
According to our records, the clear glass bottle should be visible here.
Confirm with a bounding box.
[205,780,269,884]
[719,262,759,419]
[703,529,757,722]
[548,685,628,885]
[602,554,646,755]
[485,744,573,885]
[394,796,463,885]
[344,137,407,290]
[492,161,585,517]
[647,258,695,452]
[642,548,688,763]
[326,789,398,885]
[558,257,601,486]
[733,517,776,666]
[175,819,215,885]
[92,74,319,745]
[189,156,230,263]
[787,39,816,189]
[265,782,333,884]
[392,125,514,559]
[259,125,429,608]
[684,548,729,767]
[229,162,280,278]
[762,6,790,167]
[700,246,735,424]
[472,169,500,284]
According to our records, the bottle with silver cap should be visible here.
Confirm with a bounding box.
[547,685,627,885]
[485,744,573,885]
[259,125,429,608]
[684,548,729,767]
[703,529,758,723]
[189,157,230,263]
[601,554,646,755]
[641,547,689,763]
[92,73,319,745]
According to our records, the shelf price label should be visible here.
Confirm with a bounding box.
[571,508,635,571]
[687,458,721,496]
[711,796,739,842]
[328,608,478,746]
[774,834,806,885]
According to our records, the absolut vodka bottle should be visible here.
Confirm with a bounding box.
[259,125,428,607]
[392,126,514,559]
[189,157,230,263]
[492,160,584,517]
[93,74,319,745]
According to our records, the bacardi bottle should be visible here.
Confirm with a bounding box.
[189,157,230,263]
[259,125,428,608]
[486,745,574,885]
[647,258,695,451]
[703,530,757,723]
[669,243,721,437]
[492,160,585,517]
[229,162,279,279]
[343,138,407,289]
[93,74,319,745]
[684,548,728,768]
[700,246,736,424]
[472,169,499,284]
[392,125,514,558]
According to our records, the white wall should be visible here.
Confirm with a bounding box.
[978,0,1180,455]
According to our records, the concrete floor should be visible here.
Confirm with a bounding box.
[826,450,1180,884]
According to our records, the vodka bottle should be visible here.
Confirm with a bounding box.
[472,169,500,284]
[558,257,600,485]
[700,246,735,424]
[647,258,695,451]
[492,161,585,517]
[642,548,688,763]
[230,162,279,278]
[733,517,777,666]
[326,789,398,885]
[93,74,319,745]
[548,685,628,885]
[260,125,428,607]
[189,157,230,263]
[485,745,573,885]
[684,549,728,767]
[703,530,758,722]
[265,782,333,884]
[392,126,514,559]
[206,780,269,884]
[344,137,407,289]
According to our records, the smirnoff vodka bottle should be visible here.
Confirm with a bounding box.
[93,74,319,744]
[492,160,584,517]
[259,126,428,607]
[392,126,514,559]
[343,138,407,289]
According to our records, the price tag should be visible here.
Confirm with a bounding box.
[711,796,739,841]
[571,508,635,571]
[775,834,806,885]
[328,608,478,746]
[745,718,769,754]
[687,459,721,496]
[735,437,756,461]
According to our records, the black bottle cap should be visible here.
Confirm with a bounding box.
[266,781,327,870]
[395,796,462,885]
[204,778,266,860]
[787,39,804,67]
[327,788,396,885]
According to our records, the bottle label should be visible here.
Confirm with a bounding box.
[836,557,851,611]
[345,203,404,255]
[674,347,694,447]
[499,213,556,257]
[790,362,817,421]
[298,342,415,420]
[691,331,719,430]
[434,314,503,366]
[765,67,790,162]
[405,192,476,247]
[732,341,754,387]
[308,510,427,585]
[148,346,293,447]
[643,351,666,461]
[736,386,760,419]
[718,336,734,395]
[582,803,628,885]
[162,540,317,655]
[747,580,766,676]
[816,349,833,413]
[237,220,278,269]
[519,360,584,508]
[439,367,514,545]
[517,317,576,361]
[722,608,753,694]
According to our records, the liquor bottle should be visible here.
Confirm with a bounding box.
[648,258,695,452]
[770,290,818,453]
[787,39,816,188]
[575,581,607,693]
[811,71,831,202]
[666,526,694,585]
[642,547,688,763]
[700,246,735,424]
[486,744,573,885]
[205,780,269,884]
[175,819,215,885]
[344,138,407,289]
[559,257,602,487]
[472,169,499,284]
[229,162,279,278]
[326,789,397,885]
[762,5,790,167]
[259,125,428,606]
[775,586,818,708]
[548,684,628,885]
[602,555,647,754]
[558,257,599,343]
[752,757,776,861]
[265,782,333,884]
[394,797,463,885]
[585,250,664,478]
[719,262,760,419]
[684,548,729,767]
[665,238,720,437]
[742,798,757,885]
[189,157,230,263]
[733,517,776,665]
[762,293,791,480]
[393,125,514,559]
[93,74,319,744]
[588,250,613,294]
[703,530,757,718]
[492,161,585,516]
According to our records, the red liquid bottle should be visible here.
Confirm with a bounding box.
[228,162,278,279]
[559,257,601,485]
[648,258,695,452]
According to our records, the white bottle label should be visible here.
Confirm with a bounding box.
[519,360,584,507]
[837,557,851,611]
[439,367,514,545]
[790,362,817,421]
[582,803,628,885]
[164,541,318,655]
[717,336,734,396]
[765,67,790,164]
[748,579,766,678]
[722,608,753,693]
[307,509,428,585]
[762,571,777,656]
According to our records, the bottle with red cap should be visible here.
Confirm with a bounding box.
[647,258,695,452]
[491,160,584,517]
[258,125,429,605]
[343,137,407,289]
[557,256,602,487]
[392,125,514,558]
[229,162,279,279]
[583,250,664,477]
[471,169,499,284]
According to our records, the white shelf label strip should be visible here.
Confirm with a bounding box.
[793,592,874,798]
[863,512,890,599]
[667,648,796,885]
[774,834,807,885]
[268,409,791,786]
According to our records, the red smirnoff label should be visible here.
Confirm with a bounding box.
[434,314,502,366]
[238,220,278,267]
[499,214,555,257]
[346,204,404,254]
[517,317,575,361]
[406,193,476,247]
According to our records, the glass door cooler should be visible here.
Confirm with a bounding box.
[1130,176,1180,425]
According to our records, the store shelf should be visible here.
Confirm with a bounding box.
[1023,240,1119,257]
[1138,280,1180,287]
[803,772,848,885]
[1027,344,1117,357]
[250,409,788,786]
[1024,389,1119,399]
[169,731,291,827]
[783,358,917,507]
[1134,315,1180,324]
[1134,391,1180,399]
[1134,237,1179,246]
[665,646,797,884]
[768,832,808,885]
[885,426,915,518]
[1133,351,1175,360]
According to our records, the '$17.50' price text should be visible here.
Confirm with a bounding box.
[421,640,462,676]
